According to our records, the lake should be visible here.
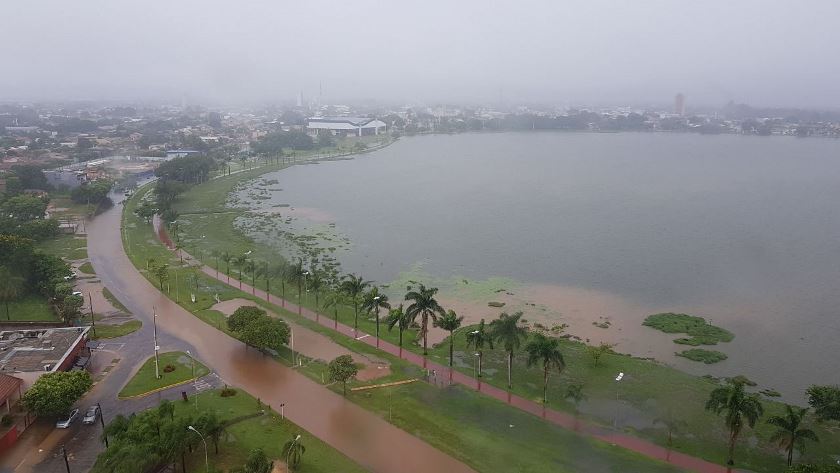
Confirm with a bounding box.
[233,132,840,400]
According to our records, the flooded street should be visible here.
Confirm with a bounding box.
[86,199,474,473]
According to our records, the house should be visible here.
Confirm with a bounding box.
[0,327,91,391]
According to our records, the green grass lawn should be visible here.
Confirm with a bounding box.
[78,262,95,275]
[159,388,366,473]
[91,319,141,339]
[35,233,88,260]
[2,294,59,322]
[119,351,209,398]
[121,153,840,472]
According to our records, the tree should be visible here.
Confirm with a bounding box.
[806,385,840,423]
[221,252,232,283]
[434,310,463,367]
[158,399,175,421]
[768,405,819,467]
[0,267,24,320]
[361,286,390,344]
[134,200,157,222]
[324,290,346,329]
[465,319,493,377]
[22,371,92,417]
[307,270,326,310]
[404,284,445,355]
[228,306,266,332]
[653,412,687,448]
[340,274,371,332]
[1,194,48,221]
[151,263,169,291]
[705,379,764,466]
[328,354,358,396]
[490,311,528,389]
[586,342,615,367]
[565,383,587,428]
[245,317,290,353]
[60,293,84,321]
[524,333,565,404]
[233,255,247,289]
[282,434,306,471]
[243,448,273,473]
[386,304,411,351]
[196,411,225,455]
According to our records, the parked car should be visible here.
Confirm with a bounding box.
[63,272,78,281]
[71,291,83,297]
[82,405,100,425]
[56,408,80,429]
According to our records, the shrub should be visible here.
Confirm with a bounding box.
[163,364,175,373]
[220,386,237,397]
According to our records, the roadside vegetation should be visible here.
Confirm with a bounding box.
[91,319,141,340]
[93,388,366,473]
[119,351,209,398]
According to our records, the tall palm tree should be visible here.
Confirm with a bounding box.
[565,383,586,429]
[767,405,819,467]
[0,268,24,321]
[705,379,765,466]
[386,304,410,352]
[362,287,390,345]
[281,434,306,471]
[233,255,247,289]
[307,270,326,311]
[490,311,528,389]
[404,284,445,355]
[221,252,231,283]
[324,289,346,329]
[434,310,463,367]
[244,259,256,294]
[211,250,220,277]
[465,319,493,377]
[289,259,306,305]
[524,333,565,404]
[340,274,371,332]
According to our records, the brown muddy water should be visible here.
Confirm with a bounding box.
[232,132,840,401]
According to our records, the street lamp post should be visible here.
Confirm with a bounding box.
[88,293,96,338]
[187,350,197,410]
[473,352,480,384]
[187,425,209,473]
[373,296,381,347]
[301,270,309,315]
[614,372,625,428]
[152,307,160,379]
[280,403,286,419]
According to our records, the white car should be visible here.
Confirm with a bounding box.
[56,408,80,429]
[63,272,78,281]
[82,405,100,425]
[71,291,83,297]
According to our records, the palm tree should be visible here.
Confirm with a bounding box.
[705,379,765,466]
[221,252,231,283]
[174,242,184,263]
[282,434,306,471]
[211,250,220,277]
[490,311,528,389]
[386,304,410,354]
[404,284,445,355]
[233,255,247,289]
[307,270,326,311]
[340,274,371,332]
[524,333,565,404]
[362,287,391,345]
[0,268,24,321]
[767,404,819,467]
[565,383,586,429]
[465,319,493,377]
[653,413,686,449]
[434,310,463,366]
[324,289,346,329]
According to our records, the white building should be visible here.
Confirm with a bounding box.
[306,117,386,137]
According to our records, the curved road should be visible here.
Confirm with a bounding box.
[87,199,474,473]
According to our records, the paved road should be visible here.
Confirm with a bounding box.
[76,195,474,472]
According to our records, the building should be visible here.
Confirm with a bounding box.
[306,117,386,137]
[0,327,91,391]
[675,93,686,116]
[166,149,201,159]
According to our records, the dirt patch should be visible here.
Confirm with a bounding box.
[211,298,390,381]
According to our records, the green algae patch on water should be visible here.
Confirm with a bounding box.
[675,348,728,364]
[642,312,734,345]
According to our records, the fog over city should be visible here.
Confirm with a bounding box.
[4,0,840,108]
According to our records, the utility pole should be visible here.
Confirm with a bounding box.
[98,403,108,448]
[88,293,96,338]
[61,445,70,473]
[153,307,160,379]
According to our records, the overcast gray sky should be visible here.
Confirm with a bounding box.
[3,0,839,108]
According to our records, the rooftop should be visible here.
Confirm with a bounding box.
[0,327,89,373]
